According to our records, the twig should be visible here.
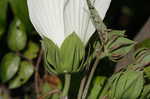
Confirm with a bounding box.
[16,52,32,62]
[35,49,44,98]
[38,89,61,99]
[77,75,87,99]
[81,57,100,99]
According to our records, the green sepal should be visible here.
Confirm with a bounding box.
[106,30,135,61]
[60,33,85,73]
[134,48,150,66]
[41,37,61,74]
[7,18,27,51]
[109,30,126,36]
[9,61,34,89]
[109,70,144,99]
[42,33,85,74]
[0,53,21,83]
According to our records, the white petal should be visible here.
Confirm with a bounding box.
[64,0,95,45]
[93,0,111,20]
[27,0,66,47]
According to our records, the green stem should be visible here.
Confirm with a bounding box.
[82,58,100,99]
[61,74,71,98]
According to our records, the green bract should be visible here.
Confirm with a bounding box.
[0,53,21,83]
[106,30,135,61]
[42,33,85,74]
[9,61,34,89]
[7,18,27,51]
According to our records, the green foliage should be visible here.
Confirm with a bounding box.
[144,66,150,79]
[140,85,150,99]
[88,76,106,99]
[23,41,40,60]
[42,33,85,74]
[7,18,27,51]
[9,61,34,89]
[0,53,21,83]
[106,30,135,61]
[8,0,33,32]
[0,0,8,39]
[109,70,144,99]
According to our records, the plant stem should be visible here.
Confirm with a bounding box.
[77,75,87,99]
[82,57,100,99]
[35,49,43,98]
[61,74,71,99]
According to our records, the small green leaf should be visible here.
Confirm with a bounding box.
[88,76,106,99]
[23,41,40,60]
[7,18,27,51]
[0,53,21,83]
[9,61,34,89]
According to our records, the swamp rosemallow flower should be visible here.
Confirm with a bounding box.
[27,0,111,74]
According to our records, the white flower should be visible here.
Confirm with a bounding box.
[27,0,111,47]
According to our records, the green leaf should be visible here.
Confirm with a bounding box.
[0,53,21,83]
[7,18,27,51]
[88,76,106,99]
[140,85,150,99]
[100,72,122,98]
[8,0,33,32]
[0,0,8,39]
[23,41,40,60]
[60,33,85,73]
[110,70,144,99]
[9,61,34,89]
